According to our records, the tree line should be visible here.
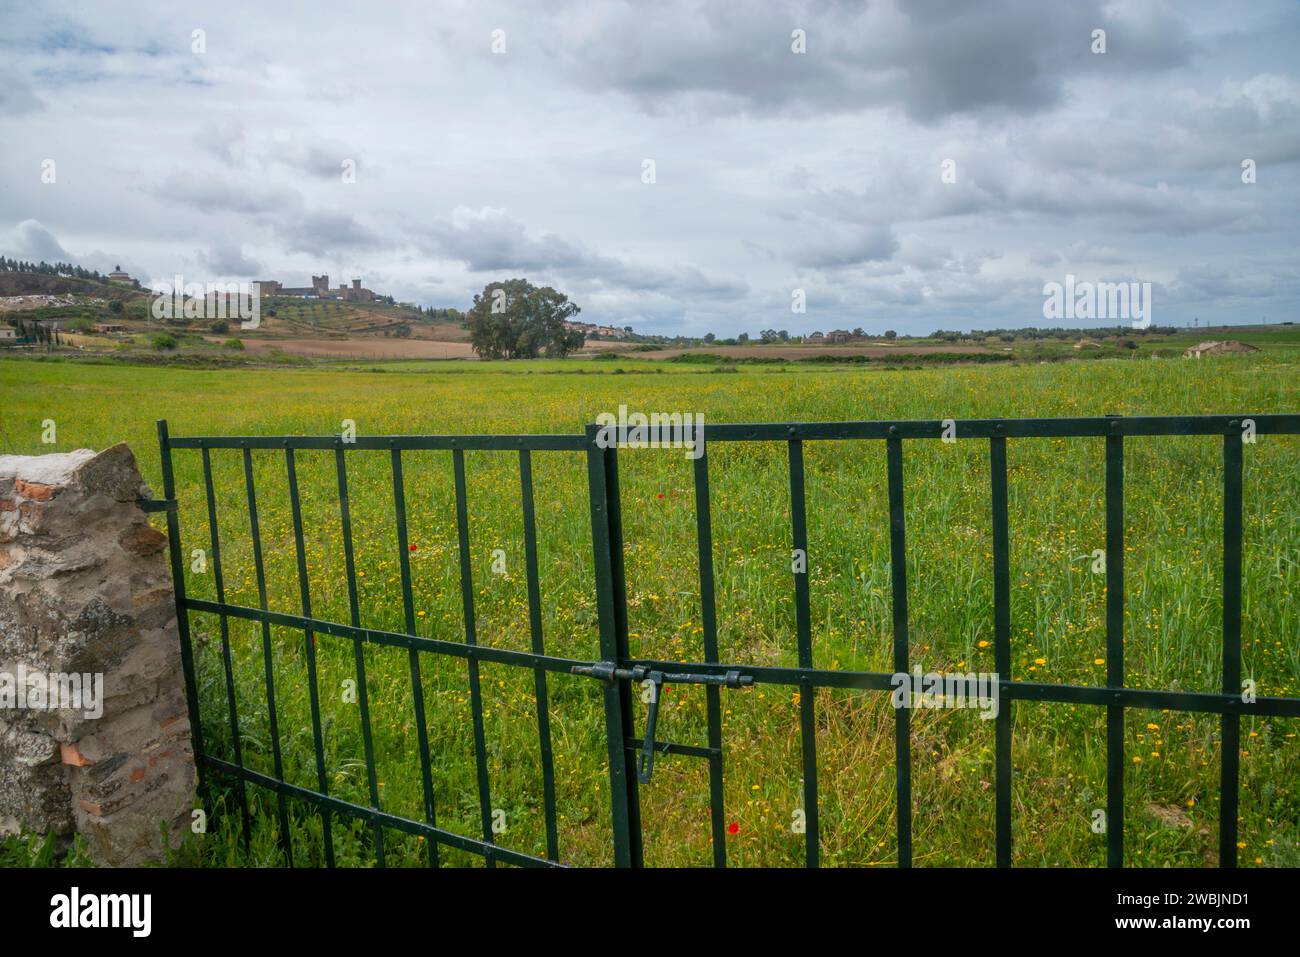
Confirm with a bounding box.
[0,257,108,282]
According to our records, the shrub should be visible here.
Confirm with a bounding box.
[668,352,725,363]
[223,338,244,350]
[151,332,178,350]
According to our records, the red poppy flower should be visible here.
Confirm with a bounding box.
[657,493,665,499]
[409,544,418,552]
[727,821,740,835]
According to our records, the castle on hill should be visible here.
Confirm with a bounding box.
[255,274,375,303]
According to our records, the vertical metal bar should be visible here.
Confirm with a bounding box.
[693,446,727,867]
[453,448,496,865]
[585,426,637,867]
[243,445,293,867]
[886,434,912,868]
[155,422,209,824]
[1220,433,1243,867]
[788,439,819,868]
[201,445,251,853]
[335,447,385,866]
[285,448,334,867]
[602,445,644,867]
[1104,428,1125,868]
[519,450,560,862]
[990,435,1013,868]
[391,449,440,868]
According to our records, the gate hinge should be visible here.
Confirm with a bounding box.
[570,661,754,783]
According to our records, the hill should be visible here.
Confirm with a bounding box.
[0,272,140,301]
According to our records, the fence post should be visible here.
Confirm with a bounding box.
[585,426,639,866]
[990,432,1013,867]
[1219,429,1244,867]
[886,430,912,868]
[156,419,209,822]
[1104,417,1125,868]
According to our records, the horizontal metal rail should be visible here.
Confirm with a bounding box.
[201,756,560,868]
[164,413,1300,451]
[167,433,587,451]
[184,596,1300,718]
[180,595,1300,718]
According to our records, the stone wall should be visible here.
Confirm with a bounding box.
[0,443,195,864]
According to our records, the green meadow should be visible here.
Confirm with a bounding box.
[1,351,1297,867]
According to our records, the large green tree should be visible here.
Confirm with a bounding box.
[465,279,585,359]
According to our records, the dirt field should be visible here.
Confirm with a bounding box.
[235,336,633,360]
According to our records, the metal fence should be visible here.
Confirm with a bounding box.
[153,414,1300,868]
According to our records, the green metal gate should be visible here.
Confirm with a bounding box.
[153,414,1300,868]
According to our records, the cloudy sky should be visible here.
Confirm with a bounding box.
[1,0,1297,335]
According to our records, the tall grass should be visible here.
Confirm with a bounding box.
[1,354,1296,866]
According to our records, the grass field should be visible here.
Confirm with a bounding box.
[1,351,1297,867]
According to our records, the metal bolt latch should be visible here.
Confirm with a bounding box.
[570,661,754,782]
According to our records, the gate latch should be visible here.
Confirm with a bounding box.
[570,662,754,783]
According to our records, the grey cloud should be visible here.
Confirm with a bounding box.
[798,150,1269,239]
[797,225,899,268]
[419,207,590,272]
[152,174,382,258]
[1065,241,1127,265]
[200,243,264,277]
[416,207,747,301]
[546,0,1192,122]
[1167,261,1299,303]
[275,141,361,181]
[274,210,383,257]
[11,219,71,260]
[898,235,953,271]
[0,69,45,116]
[155,174,299,217]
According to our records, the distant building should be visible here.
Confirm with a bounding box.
[108,265,133,284]
[255,274,375,303]
[0,326,16,340]
[1183,340,1259,359]
[563,320,630,340]
[93,322,127,333]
